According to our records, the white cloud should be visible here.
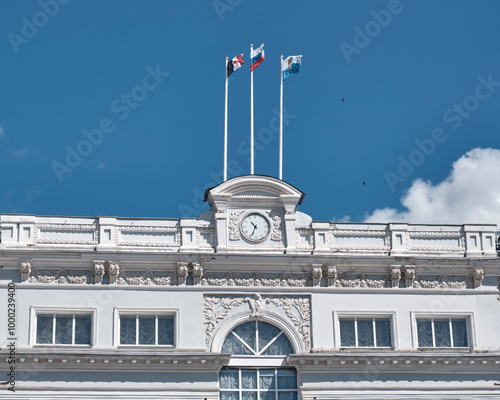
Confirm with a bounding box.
[364,148,500,227]
[13,147,30,159]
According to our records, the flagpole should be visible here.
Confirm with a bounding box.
[250,44,254,175]
[279,55,283,180]
[224,57,228,182]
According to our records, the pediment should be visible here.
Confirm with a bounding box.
[204,175,304,212]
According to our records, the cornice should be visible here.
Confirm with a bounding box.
[287,351,500,372]
[0,350,230,371]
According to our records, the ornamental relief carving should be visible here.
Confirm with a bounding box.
[28,269,93,284]
[228,211,244,241]
[117,270,177,286]
[200,272,309,287]
[203,294,311,350]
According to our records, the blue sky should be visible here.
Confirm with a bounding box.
[2,0,500,225]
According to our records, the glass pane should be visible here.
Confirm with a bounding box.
[220,369,239,390]
[340,319,355,347]
[259,370,275,390]
[258,322,281,352]
[278,392,297,400]
[262,393,276,400]
[36,315,53,344]
[55,315,72,344]
[233,321,256,352]
[357,319,374,347]
[417,320,433,347]
[241,370,257,389]
[434,319,451,347]
[158,316,174,345]
[277,370,297,389]
[74,315,91,345]
[120,316,136,345]
[242,391,257,400]
[452,319,468,347]
[222,332,254,355]
[139,316,155,345]
[375,319,391,347]
[261,333,294,356]
[220,392,239,400]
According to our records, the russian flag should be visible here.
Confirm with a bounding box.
[250,44,265,72]
[282,55,302,81]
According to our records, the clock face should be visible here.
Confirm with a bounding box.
[240,212,271,242]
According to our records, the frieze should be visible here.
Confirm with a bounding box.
[116,270,177,286]
[409,231,462,238]
[333,230,387,236]
[28,269,92,284]
[119,226,178,232]
[200,272,309,287]
[36,224,97,231]
[203,294,311,350]
[412,275,470,289]
[335,273,388,288]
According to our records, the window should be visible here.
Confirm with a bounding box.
[339,318,392,347]
[119,314,174,346]
[417,318,468,348]
[220,368,297,400]
[36,314,92,345]
[221,321,294,356]
[219,320,298,400]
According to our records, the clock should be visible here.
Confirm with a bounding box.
[240,212,271,243]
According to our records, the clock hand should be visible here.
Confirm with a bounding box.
[251,225,257,236]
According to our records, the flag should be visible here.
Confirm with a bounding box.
[227,53,244,77]
[250,44,265,71]
[282,55,302,81]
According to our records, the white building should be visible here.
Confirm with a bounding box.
[1,174,500,399]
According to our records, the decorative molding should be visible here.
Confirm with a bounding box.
[119,226,178,233]
[390,265,402,288]
[192,263,203,285]
[473,267,484,288]
[203,296,245,345]
[266,297,311,350]
[37,223,97,230]
[311,264,322,287]
[28,269,92,284]
[326,265,337,287]
[203,294,311,350]
[404,266,415,288]
[296,229,314,250]
[117,270,176,286]
[200,272,309,287]
[36,223,98,245]
[177,262,189,286]
[333,230,386,237]
[266,211,282,242]
[335,273,388,288]
[93,261,105,284]
[409,231,462,238]
[108,262,120,284]
[412,274,469,289]
[20,260,31,282]
[228,211,244,241]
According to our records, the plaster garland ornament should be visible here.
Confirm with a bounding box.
[335,273,388,288]
[28,269,91,284]
[228,211,244,241]
[200,272,309,287]
[390,265,402,288]
[116,270,176,286]
[177,262,189,286]
[108,262,120,284]
[265,211,283,242]
[93,261,105,284]
[473,267,484,288]
[20,261,32,282]
[203,295,311,350]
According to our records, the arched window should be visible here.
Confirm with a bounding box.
[221,321,295,356]
[219,320,298,400]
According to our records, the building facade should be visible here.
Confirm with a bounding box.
[1,175,500,399]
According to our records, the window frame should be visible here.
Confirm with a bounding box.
[334,311,397,350]
[411,311,474,350]
[113,307,178,348]
[219,367,298,400]
[30,306,96,347]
